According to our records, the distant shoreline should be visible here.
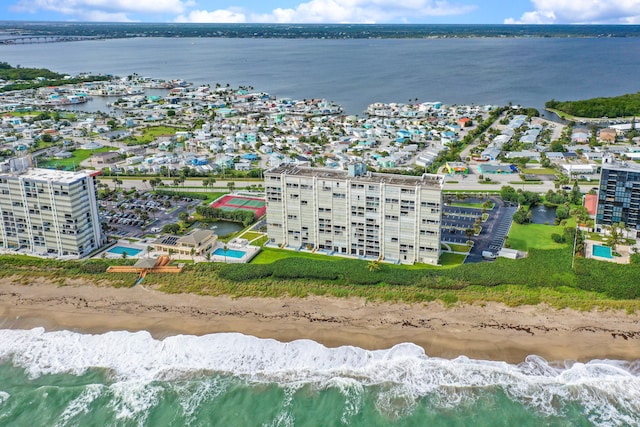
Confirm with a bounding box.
[1,281,638,363]
[2,22,640,44]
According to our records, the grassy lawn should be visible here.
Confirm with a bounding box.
[38,146,115,170]
[439,252,466,266]
[251,247,463,269]
[251,236,268,247]
[241,231,264,241]
[449,202,482,209]
[251,247,343,264]
[444,243,471,253]
[126,125,187,145]
[507,218,576,251]
[521,168,557,175]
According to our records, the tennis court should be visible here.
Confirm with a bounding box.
[211,195,267,217]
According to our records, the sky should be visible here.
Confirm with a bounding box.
[4,0,640,25]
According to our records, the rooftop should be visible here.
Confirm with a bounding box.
[266,164,444,189]
[0,165,91,184]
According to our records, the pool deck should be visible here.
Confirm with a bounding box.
[584,240,631,264]
[96,240,150,260]
[210,241,261,263]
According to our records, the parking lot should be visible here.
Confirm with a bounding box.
[440,196,516,263]
[441,206,484,245]
[99,192,200,238]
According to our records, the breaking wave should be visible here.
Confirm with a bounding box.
[0,328,638,426]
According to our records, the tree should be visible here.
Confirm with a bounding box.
[606,222,626,251]
[500,186,518,203]
[512,207,530,224]
[465,228,475,240]
[367,260,380,272]
[570,180,582,205]
[190,247,196,261]
[147,245,153,258]
[550,140,566,153]
[227,181,236,193]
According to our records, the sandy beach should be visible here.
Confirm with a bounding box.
[0,280,638,363]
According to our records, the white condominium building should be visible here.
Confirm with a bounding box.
[0,159,104,258]
[265,163,444,265]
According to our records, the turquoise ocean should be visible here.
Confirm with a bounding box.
[0,328,638,426]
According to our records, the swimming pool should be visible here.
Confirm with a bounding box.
[108,246,142,256]
[592,244,613,259]
[213,247,246,259]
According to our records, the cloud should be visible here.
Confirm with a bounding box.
[10,0,192,21]
[505,0,640,24]
[176,0,477,24]
[175,9,247,23]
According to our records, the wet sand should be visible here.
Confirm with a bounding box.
[0,281,638,363]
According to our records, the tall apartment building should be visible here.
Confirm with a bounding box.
[596,159,640,231]
[0,158,104,258]
[265,163,444,265]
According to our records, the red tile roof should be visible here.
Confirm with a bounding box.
[584,194,598,216]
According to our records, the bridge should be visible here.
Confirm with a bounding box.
[0,36,100,45]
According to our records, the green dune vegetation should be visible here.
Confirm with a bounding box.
[2,242,640,312]
[546,92,640,119]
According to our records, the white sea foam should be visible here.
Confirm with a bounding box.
[0,328,638,425]
[0,391,9,405]
[55,384,104,427]
[110,381,162,425]
[175,377,229,425]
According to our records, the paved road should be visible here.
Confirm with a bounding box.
[98,177,262,191]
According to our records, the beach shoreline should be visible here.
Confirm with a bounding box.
[0,281,638,364]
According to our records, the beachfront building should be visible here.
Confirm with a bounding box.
[596,159,640,232]
[153,228,217,257]
[0,158,104,258]
[265,163,444,265]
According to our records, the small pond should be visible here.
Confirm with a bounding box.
[529,205,557,224]
[195,220,244,236]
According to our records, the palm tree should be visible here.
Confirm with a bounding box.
[606,222,625,252]
[367,260,380,272]
[190,247,196,261]
[223,244,228,263]
[147,245,153,258]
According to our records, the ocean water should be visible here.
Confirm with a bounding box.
[0,328,638,426]
[2,36,640,115]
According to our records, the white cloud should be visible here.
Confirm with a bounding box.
[175,9,247,23]
[11,0,192,21]
[505,0,640,24]
[176,0,476,24]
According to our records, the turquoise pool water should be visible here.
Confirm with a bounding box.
[107,246,142,256]
[213,248,246,258]
[592,244,613,259]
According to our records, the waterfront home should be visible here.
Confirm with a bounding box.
[598,128,617,144]
[571,128,590,143]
